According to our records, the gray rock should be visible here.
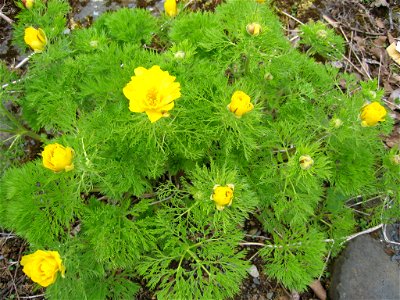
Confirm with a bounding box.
[266,292,274,300]
[247,265,260,278]
[329,235,400,300]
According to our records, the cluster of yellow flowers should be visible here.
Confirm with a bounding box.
[21,0,389,288]
[122,65,255,122]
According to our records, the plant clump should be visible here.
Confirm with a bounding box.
[0,0,399,298]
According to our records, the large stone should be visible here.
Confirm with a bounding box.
[329,235,400,300]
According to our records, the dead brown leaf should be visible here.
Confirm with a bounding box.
[373,36,387,47]
[375,18,386,29]
[385,129,400,149]
[386,43,400,65]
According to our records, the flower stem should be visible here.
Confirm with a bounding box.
[1,102,45,143]
[14,53,35,70]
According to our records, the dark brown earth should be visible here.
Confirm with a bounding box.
[1,0,399,299]
[0,234,45,298]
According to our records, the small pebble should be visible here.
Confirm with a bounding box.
[253,277,260,285]
[247,265,259,278]
[267,292,274,299]
[331,61,343,68]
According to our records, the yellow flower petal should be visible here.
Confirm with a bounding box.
[146,110,164,123]
[134,67,147,76]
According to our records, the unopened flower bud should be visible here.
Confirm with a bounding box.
[317,29,327,39]
[246,23,262,36]
[369,91,377,99]
[174,50,185,59]
[391,155,400,165]
[299,155,314,170]
[89,40,99,48]
[332,118,343,128]
[264,72,273,80]
[22,0,34,9]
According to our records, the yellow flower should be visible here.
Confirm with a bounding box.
[227,91,254,117]
[164,0,177,17]
[22,0,34,9]
[24,27,47,52]
[20,250,65,287]
[299,155,314,170]
[211,184,234,211]
[256,0,266,3]
[123,65,181,123]
[360,102,386,127]
[42,143,74,172]
[246,23,262,36]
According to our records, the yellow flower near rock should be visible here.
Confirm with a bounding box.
[123,65,181,123]
[360,102,386,127]
[299,155,314,170]
[211,184,234,211]
[227,91,254,117]
[164,0,177,17]
[24,27,47,52]
[20,250,65,287]
[42,143,74,172]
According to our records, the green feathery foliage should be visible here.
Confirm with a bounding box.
[0,0,398,298]
[299,20,345,59]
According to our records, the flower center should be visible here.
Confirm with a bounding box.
[145,88,159,107]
